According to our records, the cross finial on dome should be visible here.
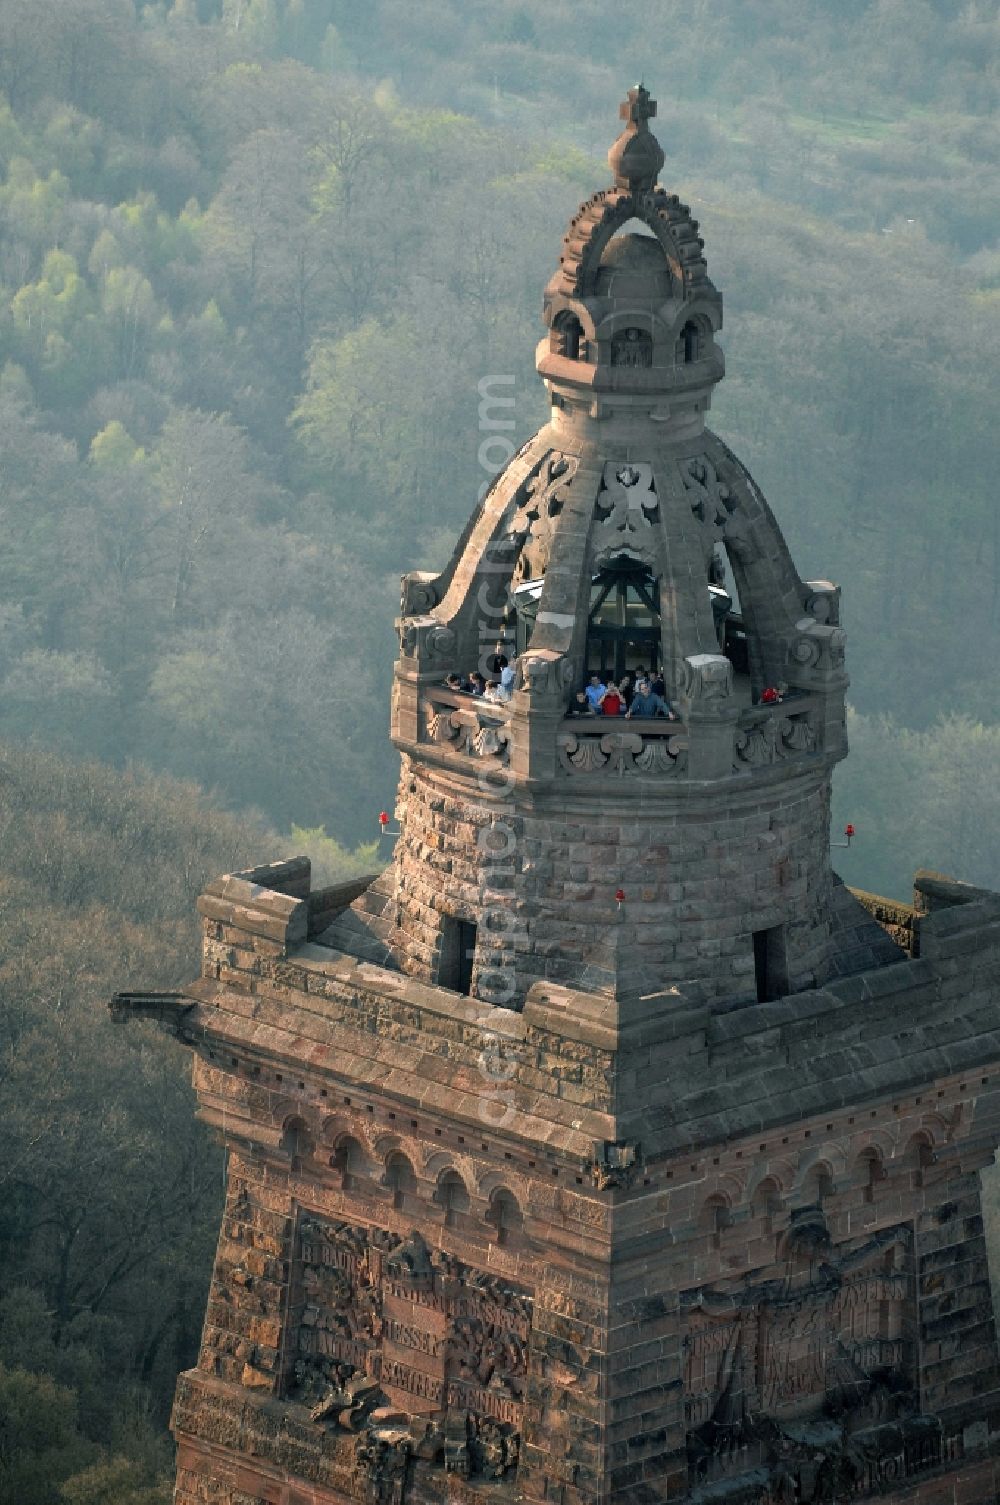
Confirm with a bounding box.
[620,83,657,127]
[608,82,665,193]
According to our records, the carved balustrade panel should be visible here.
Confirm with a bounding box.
[420,689,512,765]
[556,722,688,778]
[734,697,820,770]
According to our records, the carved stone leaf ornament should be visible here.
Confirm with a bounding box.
[593,460,659,544]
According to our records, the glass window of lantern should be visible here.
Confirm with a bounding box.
[586,558,661,681]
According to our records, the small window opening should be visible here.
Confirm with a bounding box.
[802,1165,834,1206]
[436,1171,470,1229]
[439,917,477,996]
[753,1179,782,1234]
[860,1149,884,1205]
[384,1152,417,1211]
[753,925,788,1003]
[681,320,701,363]
[331,1135,363,1190]
[281,1117,313,1173]
[915,1140,934,1188]
[486,1189,523,1247]
[700,1196,732,1250]
[553,312,584,361]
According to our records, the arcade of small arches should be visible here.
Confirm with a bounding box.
[279,1117,526,1248]
[549,308,713,371]
[695,1129,944,1250]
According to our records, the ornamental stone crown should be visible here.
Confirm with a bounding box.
[329,90,850,1010]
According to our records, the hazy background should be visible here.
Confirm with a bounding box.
[1,2,999,1498]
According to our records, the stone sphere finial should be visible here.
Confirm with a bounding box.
[608,83,665,193]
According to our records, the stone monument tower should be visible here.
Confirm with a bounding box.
[117,88,1000,1505]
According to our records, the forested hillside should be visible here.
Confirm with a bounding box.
[0,742,272,1502]
[0,0,999,894]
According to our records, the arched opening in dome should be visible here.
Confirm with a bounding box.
[552,310,584,360]
[710,544,761,698]
[678,318,710,364]
[586,557,661,684]
[613,216,660,241]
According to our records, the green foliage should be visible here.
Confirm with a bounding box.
[0,0,990,860]
[290,823,381,885]
[0,1366,94,1505]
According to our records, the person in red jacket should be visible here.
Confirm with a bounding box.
[601,681,624,716]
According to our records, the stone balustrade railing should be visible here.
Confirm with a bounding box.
[734,694,819,768]
[420,687,512,763]
[418,685,823,780]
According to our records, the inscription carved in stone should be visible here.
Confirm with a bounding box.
[682,1212,941,1501]
[288,1216,530,1491]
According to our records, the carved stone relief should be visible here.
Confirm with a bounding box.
[287,1216,531,1499]
[611,327,653,367]
[682,1211,939,1502]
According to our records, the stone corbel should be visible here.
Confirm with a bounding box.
[680,651,734,713]
[787,617,848,690]
[803,579,841,626]
[400,571,441,617]
[397,616,457,668]
[517,650,576,707]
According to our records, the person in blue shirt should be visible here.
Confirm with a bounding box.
[584,674,607,711]
[627,678,677,719]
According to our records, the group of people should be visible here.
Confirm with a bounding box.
[444,655,516,703]
[569,669,678,720]
[441,657,679,719]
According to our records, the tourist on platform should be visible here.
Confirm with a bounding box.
[619,670,636,708]
[566,689,597,717]
[650,668,667,698]
[627,679,677,719]
[601,681,624,716]
[445,672,468,693]
[488,654,515,701]
[468,672,487,696]
[585,673,607,712]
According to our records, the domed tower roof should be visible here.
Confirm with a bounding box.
[326,89,849,1015]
